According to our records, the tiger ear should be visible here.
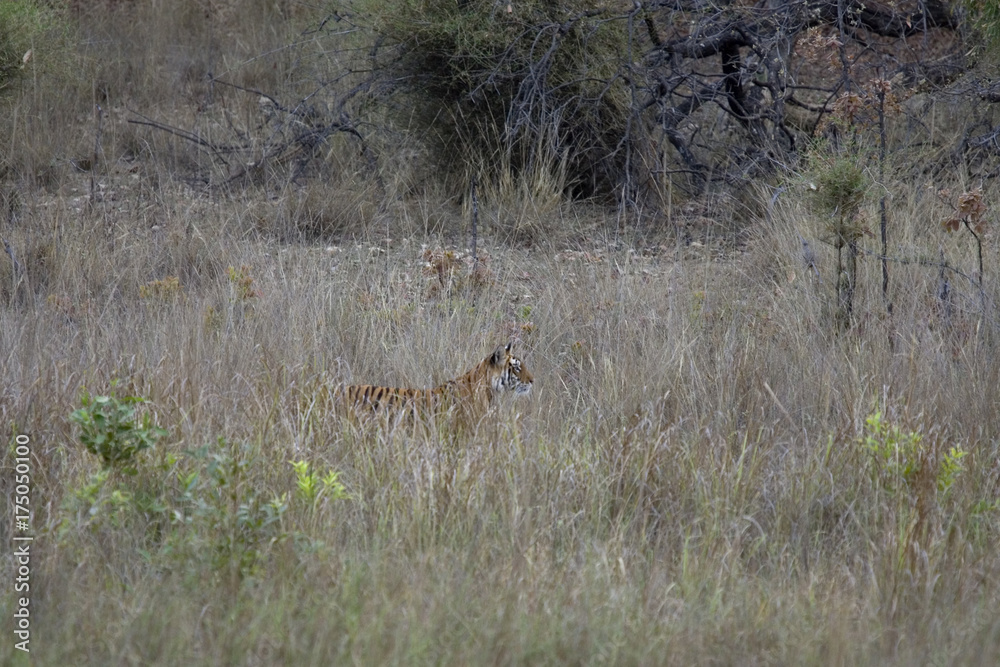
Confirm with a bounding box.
[491,343,508,365]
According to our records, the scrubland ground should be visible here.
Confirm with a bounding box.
[2,2,1000,666]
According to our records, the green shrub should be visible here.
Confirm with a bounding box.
[56,434,296,586]
[860,409,966,497]
[806,146,868,224]
[57,469,129,537]
[354,0,631,194]
[69,390,168,473]
[169,440,288,583]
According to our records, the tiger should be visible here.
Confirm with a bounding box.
[331,342,533,419]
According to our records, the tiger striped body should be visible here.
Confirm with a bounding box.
[334,343,533,417]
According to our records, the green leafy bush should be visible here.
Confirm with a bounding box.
[354,0,631,194]
[69,391,168,473]
[168,441,289,582]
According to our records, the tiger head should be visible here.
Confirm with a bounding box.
[487,342,534,397]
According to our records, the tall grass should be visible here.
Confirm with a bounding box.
[2,176,1000,663]
[2,3,1000,666]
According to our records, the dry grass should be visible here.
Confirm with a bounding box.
[2,3,1000,666]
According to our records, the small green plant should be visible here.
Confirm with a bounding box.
[57,469,125,537]
[809,152,867,221]
[937,446,968,493]
[861,410,921,492]
[860,409,966,496]
[69,390,168,473]
[291,459,349,505]
[807,146,869,328]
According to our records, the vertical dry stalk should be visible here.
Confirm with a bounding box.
[937,249,953,328]
[2,236,24,303]
[876,82,892,317]
[90,104,104,207]
[470,176,479,270]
